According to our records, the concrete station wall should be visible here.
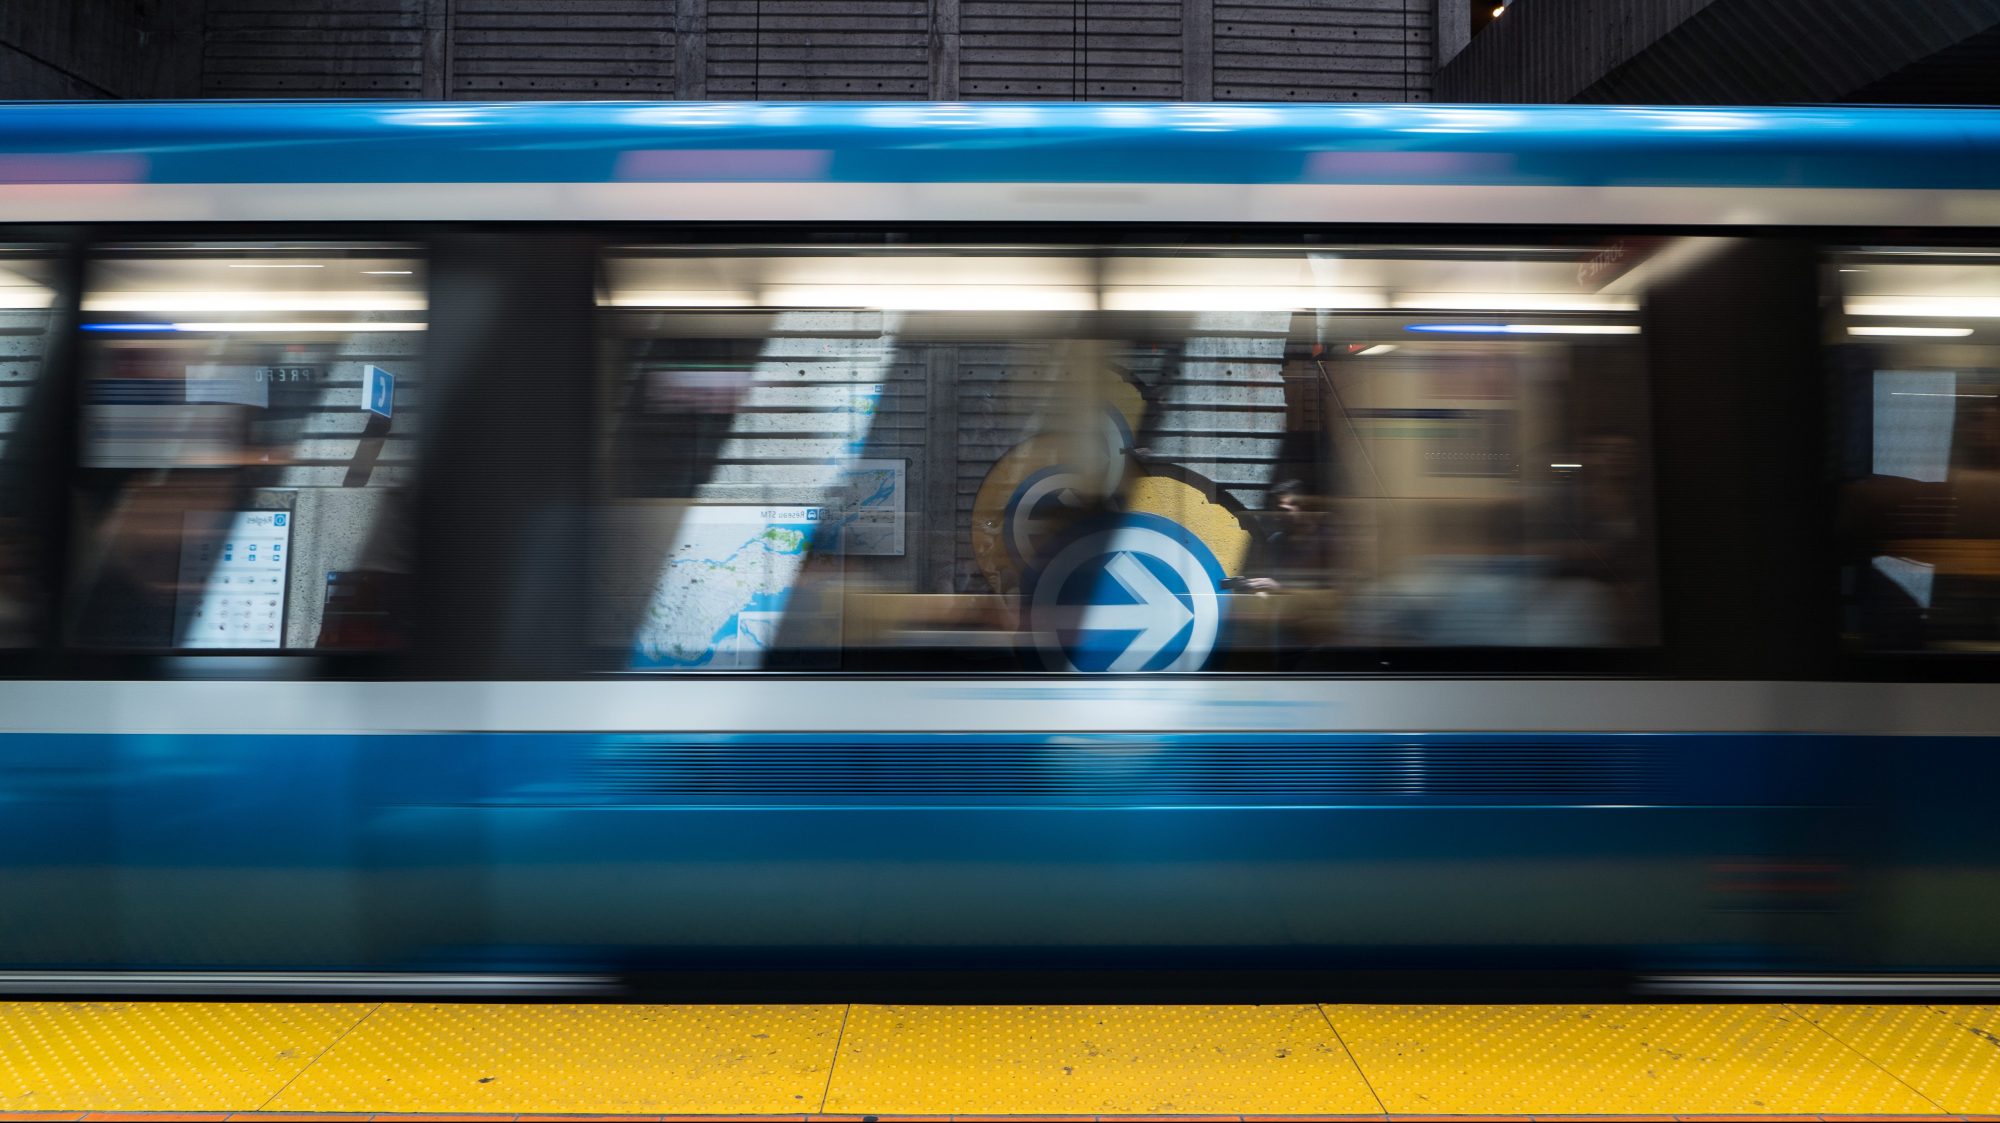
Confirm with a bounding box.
[7,0,1439,104]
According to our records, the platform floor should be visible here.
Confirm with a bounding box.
[3,1002,2000,1120]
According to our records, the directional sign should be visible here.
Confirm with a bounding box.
[363,364,395,419]
[1027,511,1228,673]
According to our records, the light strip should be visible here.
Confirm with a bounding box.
[1405,323,1641,335]
[0,289,54,309]
[178,321,427,332]
[603,291,757,309]
[759,285,1096,311]
[1849,326,1974,338]
[1847,298,2000,318]
[225,263,324,269]
[1102,287,1385,312]
[85,294,426,312]
[1392,294,1640,313]
[1356,344,1399,356]
[84,321,426,333]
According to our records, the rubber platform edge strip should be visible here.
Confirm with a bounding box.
[1,1113,1992,1121]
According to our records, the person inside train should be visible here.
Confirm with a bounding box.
[1233,478,1338,595]
[1223,477,1351,664]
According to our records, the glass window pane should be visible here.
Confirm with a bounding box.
[597,240,1659,673]
[0,247,61,649]
[70,244,424,652]
[1832,247,2000,655]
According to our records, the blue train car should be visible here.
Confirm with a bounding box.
[0,101,1997,997]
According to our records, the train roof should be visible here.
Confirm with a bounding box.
[0,100,1998,191]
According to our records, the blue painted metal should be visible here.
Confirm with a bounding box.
[1,728,1994,975]
[0,101,1994,190]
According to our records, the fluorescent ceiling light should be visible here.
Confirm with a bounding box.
[85,294,427,313]
[1405,323,1641,335]
[1102,287,1383,312]
[225,263,324,269]
[1392,294,1640,313]
[83,321,425,333]
[362,270,414,275]
[603,291,757,308]
[1849,326,1974,338]
[758,285,1096,311]
[1550,462,1583,469]
[0,289,53,309]
[178,321,427,333]
[1356,344,1399,356]
[1847,298,2000,318]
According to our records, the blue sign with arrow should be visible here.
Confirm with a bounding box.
[1026,512,1228,673]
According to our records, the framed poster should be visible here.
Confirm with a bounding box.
[173,508,291,648]
[825,458,907,557]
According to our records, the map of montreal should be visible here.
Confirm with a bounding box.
[631,508,815,669]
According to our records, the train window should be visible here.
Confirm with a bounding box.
[596,240,1657,672]
[0,248,60,649]
[67,245,424,653]
[1831,248,2000,656]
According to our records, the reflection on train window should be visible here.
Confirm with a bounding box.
[1833,248,2000,655]
[68,245,424,652]
[598,242,1658,672]
[0,248,59,649]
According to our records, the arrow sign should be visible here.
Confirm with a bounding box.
[1027,513,1228,673]
[1067,552,1197,672]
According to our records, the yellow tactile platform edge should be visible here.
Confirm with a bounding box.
[3,1003,1999,1117]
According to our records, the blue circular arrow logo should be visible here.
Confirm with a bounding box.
[1025,512,1228,673]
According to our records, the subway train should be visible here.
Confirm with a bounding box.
[0,101,1998,997]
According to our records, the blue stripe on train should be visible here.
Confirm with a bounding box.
[0,102,1996,189]
[2,729,1996,973]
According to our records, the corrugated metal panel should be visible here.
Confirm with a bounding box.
[962,1,1085,99]
[962,0,1183,100]
[203,0,426,97]
[707,0,929,99]
[191,0,1445,106]
[1215,0,1431,101]
[452,0,674,99]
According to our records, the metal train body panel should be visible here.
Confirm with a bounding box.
[0,102,1997,994]
[0,681,1996,987]
[0,101,1998,224]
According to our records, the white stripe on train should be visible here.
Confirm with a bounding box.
[0,679,1995,736]
[2,182,1998,226]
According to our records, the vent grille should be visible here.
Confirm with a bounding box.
[580,737,1661,805]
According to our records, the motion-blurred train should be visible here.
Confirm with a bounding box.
[0,101,1997,997]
